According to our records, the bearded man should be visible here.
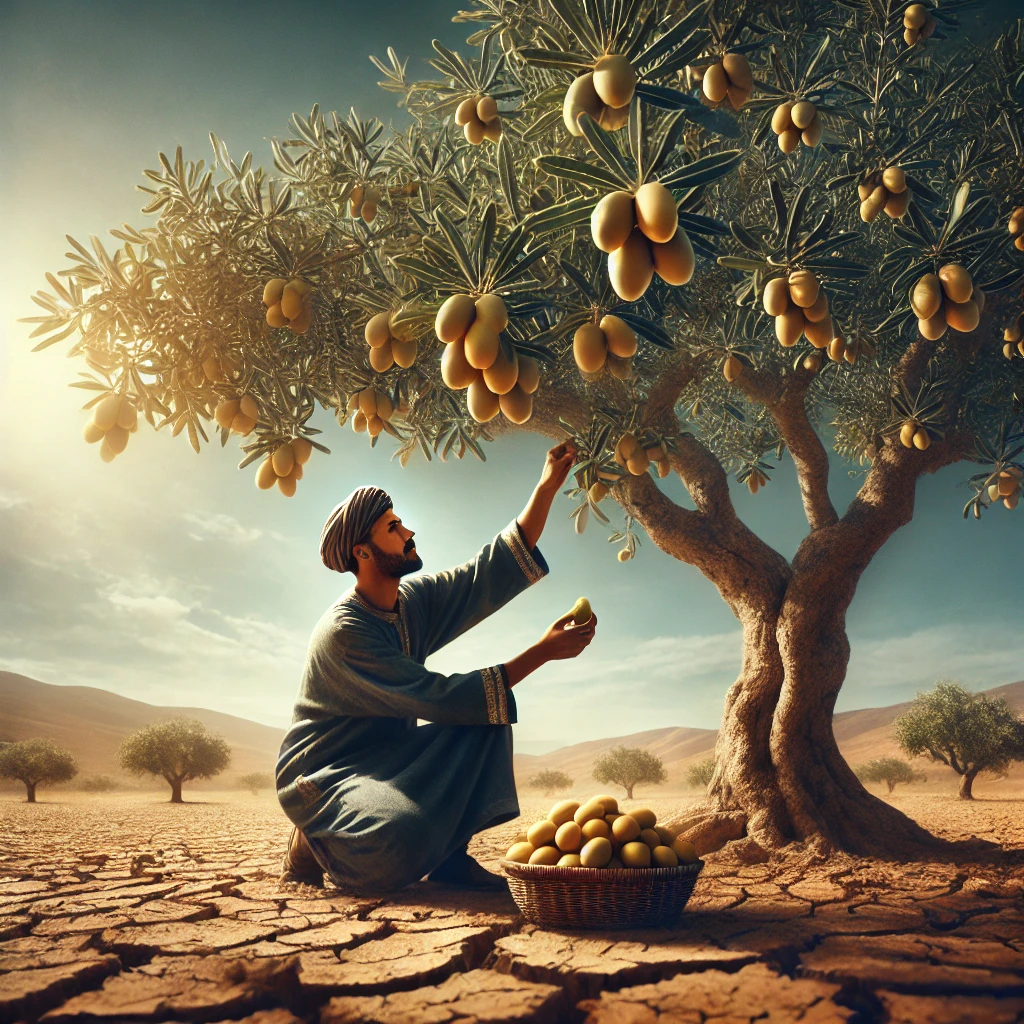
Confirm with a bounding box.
[276,441,597,893]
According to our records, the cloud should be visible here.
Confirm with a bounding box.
[182,512,263,545]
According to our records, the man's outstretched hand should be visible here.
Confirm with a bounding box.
[538,440,578,495]
[537,610,598,661]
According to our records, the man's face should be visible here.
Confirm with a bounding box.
[359,510,422,578]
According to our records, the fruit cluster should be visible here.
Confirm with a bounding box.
[83,394,138,462]
[201,353,240,383]
[562,56,637,136]
[898,419,933,451]
[263,278,312,335]
[214,394,260,436]
[696,54,753,111]
[988,467,1022,510]
[770,100,823,153]
[1004,312,1024,359]
[363,312,418,372]
[572,315,638,376]
[349,184,381,222]
[505,796,698,870]
[747,468,769,494]
[762,271,834,349]
[614,432,671,479]
[434,293,539,424]
[348,388,395,439]
[903,3,937,45]
[1009,207,1024,251]
[858,167,911,221]
[455,95,501,144]
[255,437,313,497]
[910,266,981,340]
[591,184,695,302]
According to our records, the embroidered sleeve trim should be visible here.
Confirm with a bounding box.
[500,520,547,586]
[482,664,510,724]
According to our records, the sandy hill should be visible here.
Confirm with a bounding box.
[0,672,284,787]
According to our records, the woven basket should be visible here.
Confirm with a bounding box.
[501,859,704,930]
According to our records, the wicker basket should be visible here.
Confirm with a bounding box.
[501,859,704,930]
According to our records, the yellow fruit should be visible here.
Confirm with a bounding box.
[361,199,379,221]
[771,102,794,134]
[574,323,608,373]
[788,270,820,308]
[464,120,485,145]
[618,549,631,562]
[358,389,378,416]
[555,821,583,852]
[517,355,540,395]
[591,191,636,253]
[498,385,533,423]
[1004,491,1020,510]
[595,794,618,813]
[775,307,806,347]
[939,264,973,303]
[790,100,816,130]
[557,853,583,867]
[287,305,312,335]
[911,274,942,319]
[474,293,509,332]
[616,432,640,460]
[366,414,384,438]
[882,166,907,193]
[464,320,500,370]
[634,182,678,244]
[467,375,501,423]
[482,345,518,395]
[778,128,801,154]
[652,846,679,867]
[763,277,791,317]
[627,450,650,476]
[884,190,911,218]
[529,846,562,866]
[827,336,846,362]
[391,339,417,368]
[280,283,306,321]
[611,814,641,844]
[605,353,631,380]
[804,289,830,323]
[593,54,637,109]
[482,120,502,145]
[569,596,592,624]
[608,229,655,300]
[988,483,1001,502]
[723,354,742,382]
[803,352,822,372]
[997,472,1017,497]
[858,181,873,201]
[272,443,295,478]
[803,316,834,349]
[580,837,613,868]
[441,339,479,390]
[620,841,651,867]
[651,228,695,286]
[581,818,610,841]
[369,341,395,373]
[215,399,240,430]
[476,95,498,123]
[266,303,289,328]
[239,394,259,420]
[589,481,609,503]
[506,842,534,863]
[563,72,604,136]
[83,421,105,444]
[574,798,608,826]
[597,102,630,132]
[230,413,256,435]
[256,458,277,489]
[702,62,728,103]
[364,312,392,348]
[632,808,657,829]
[861,185,888,223]
[292,437,313,464]
[262,278,287,306]
[455,97,478,126]
[801,113,823,147]
[904,27,921,45]
[1016,236,1024,252]
[527,819,557,847]
[913,428,931,450]
[98,438,116,462]
[102,425,128,454]
[904,3,928,29]
[599,315,637,358]
[918,312,947,341]
[1009,208,1024,235]
[640,828,662,850]
[671,837,698,863]
[945,299,979,333]
[202,357,222,382]
[548,800,580,827]
[276,475,296,498]
[351,410,367,433]
[92,395,121,432]
[722,52,752,91]
[654,825,677,845]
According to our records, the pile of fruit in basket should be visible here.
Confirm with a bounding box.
[505,794,698,869]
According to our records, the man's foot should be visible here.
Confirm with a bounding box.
[280,826,324,887]
[427,849,508,890]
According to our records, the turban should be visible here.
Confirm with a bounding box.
[319,486,393,573]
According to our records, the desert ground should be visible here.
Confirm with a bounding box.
[2,791,1023,1023]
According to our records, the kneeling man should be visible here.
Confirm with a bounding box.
[277,442,597,893]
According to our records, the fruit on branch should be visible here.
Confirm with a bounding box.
[214,393,259,435]
[617,548,632,561]
[263,277,313,335]
[903,3,937,45]
[858,166,911,221]
[563,71,629,136]
[913,427,931,450]
[910,266,977,340]
[992,467,1022,509]
[201,353,239,382]
[701,53,752,111]
[574,323,608,373]
[827,335,847,363]
[589,481,609,502]
[764,270,832,348]
[634,183,678,244]
[456,94,502,145]
[364,311,417,372]
[899,419,919,448]
[746,468,769,494]
[593,54,637,109]
[1009,206,1024,250]
[347,388,394,440]
[349,183,381,221]
[255,437,312,497]
[84,394,138,461]
[771,99,823,151]
[723,354,742,381]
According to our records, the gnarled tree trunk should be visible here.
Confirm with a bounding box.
[169,777,183,803]
[25,781,37,803]
[959,770,978,800]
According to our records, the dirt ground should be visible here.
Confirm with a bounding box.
[2,791,1023,1023]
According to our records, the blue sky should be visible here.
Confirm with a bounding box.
[1,1,1021,755]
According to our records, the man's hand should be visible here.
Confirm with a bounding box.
[537,441,578,495]
[536,610,597,661]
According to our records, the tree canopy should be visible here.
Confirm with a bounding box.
[0,738,79,802]
[852,756,925,793]
[687,755,716,788]
[527,768,574,795]
[593,744,667,798]
[238,771,274,795]
[892,680,1024,799]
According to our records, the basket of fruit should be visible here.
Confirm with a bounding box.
[501,794,703,930]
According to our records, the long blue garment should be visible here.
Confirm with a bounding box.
[276,518,549,893]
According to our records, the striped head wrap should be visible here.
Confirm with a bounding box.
[319,486,393,573]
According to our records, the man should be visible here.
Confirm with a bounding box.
[276,441,598,893]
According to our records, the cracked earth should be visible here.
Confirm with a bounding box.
[1,793,1023,1023]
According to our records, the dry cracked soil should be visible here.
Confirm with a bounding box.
[1,792,1023,1024]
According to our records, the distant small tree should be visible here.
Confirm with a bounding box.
[893,681,1024,800]
[118,717,231,803]
[0,738,78,802]
[527,769,573,798]
[687,756,716,790]
[80,774,120,793]
[238,771,274,796]
[593,746,666,800]
[854,757,926,794]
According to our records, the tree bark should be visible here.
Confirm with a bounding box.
[958,770,978,800]
[169,777,183,803]
[625,784,634,799]
[25,781,36,803]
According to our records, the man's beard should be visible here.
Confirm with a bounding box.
[367,539,423,579]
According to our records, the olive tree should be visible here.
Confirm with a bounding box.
[593,745,667,799]
[0,739,79,803]
[238,771,274,795]
[687,755,716,789]
[118,718,231,803]
[893,680,1024,799]
[528,768,574,796]
[853,756,926,794]
[24,0,1024,857]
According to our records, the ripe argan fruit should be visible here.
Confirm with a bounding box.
[827,336,846,362]
[435,293,477,344]
[256,458,277,490]
[441,339,479,390]
[505,841,534,863]
[230,413,256,435]
[467,375,500,422]
[483,345,519,395]
[83,421,105,444]
[788,270,820,308]
[801,113,823,147]
[857,181,873,201]
[287,305,312,335]
[911,274,942,319]
[640,828,661,850]
[358,389,378,417]
[589,481,609,503]
[803,316,834,349]
[804,289,830,323]
[99,438,116,463]
[366,414,385,438]
[913,428,931,450]
[651,228,695,285]
[364,312,392,348]
[702,62,729,103]
[884,190,911,218]
[351,410,368,433]
[516,355,540,395]
[771,102,794,134]
[280,283,307,321]
[608,229,655,301]
[215,399,240,429]
[882,166,907,193]
[529,845,561,866]
[581,818,611,842]
[861,186,888,222]
[997,472,1017,497]
[652,846,679,867]
[263,278,287,306]
[562,72,604,136]
[611,814,641,844]
[555,820,583,852]
[557,853,583,867]
[238,394,258,420]
[455,97,478,125]
[938,264,973,303]
[904,3,927,29]
[671,837,698,863]
[600,315,637,358]
[291,437,313,465]
[93,394,122,432]
[499,384,533,424]
[474,293,509,333]
[369,341,395,373]
[591,191,636,253]
[723,354,742,382]
[580,836,613,868]
[616,431,640,460]
[918,312,947,341]
[617,549,632,562]
[527,819,557,847]
[476,95,498,123]
[597,102,630,132]
[722,52,753,91]
[631,808,657,829]
[464,120,485,145]
[104,425,129,455]
[593,54,637,108]
[778,128,800,154]
[202,357,222,382]
[266,303,289,329]
[763,277,790,317]
[627,450,651,476]
[900,420,918,448]
[391,339,418,368]
[574,798,608,826]
[945,299,979,333]
[635,182,678,244]
[272,443,295,478]
[620,841,651,867]
[574,323,608,373]
[464,320,500,369]
[790,100,816,130]
[775,307,806,347]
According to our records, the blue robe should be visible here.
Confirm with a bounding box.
[276,519,549,894]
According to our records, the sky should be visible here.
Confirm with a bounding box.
[1,1,1021,756]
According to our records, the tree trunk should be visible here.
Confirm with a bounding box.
[625,784,634,799]
[887,781,895,793]
[170,778,183,803]
[958,770,978,800]
[25,781,36,803]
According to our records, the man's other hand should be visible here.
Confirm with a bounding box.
[538,441,577,494]
[538,610,597,661]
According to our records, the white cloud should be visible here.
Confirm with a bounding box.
[182,511,263,545]
[0,490,28,510]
